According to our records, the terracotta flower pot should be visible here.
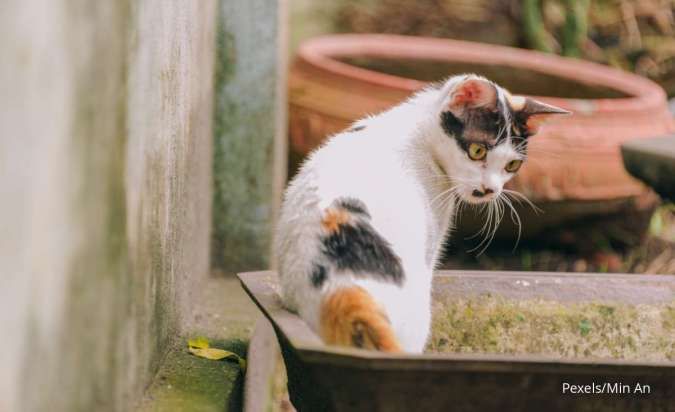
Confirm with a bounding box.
[289,34,674,244]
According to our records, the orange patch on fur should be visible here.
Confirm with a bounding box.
[320,286,402,352]
[321,207,351,233]
[525,114,548,134]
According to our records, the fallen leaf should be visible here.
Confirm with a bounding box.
[188,336,210,349]
[188,344,247,372]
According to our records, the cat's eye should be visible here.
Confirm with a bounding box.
[505,159,523,173]
[467,143,487,161]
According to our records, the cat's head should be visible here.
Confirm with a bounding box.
[430,74,569,204]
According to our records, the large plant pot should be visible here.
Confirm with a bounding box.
[239,271,675,412]
[289,35,674,244]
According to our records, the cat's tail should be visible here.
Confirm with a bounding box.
[320,286,401,352]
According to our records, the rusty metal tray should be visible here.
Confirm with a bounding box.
[238,270,675,411]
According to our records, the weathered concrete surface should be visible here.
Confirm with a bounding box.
[212,0,288,273]
[136,276,258,412]
[0,1,215,411]
[136,338,247,412]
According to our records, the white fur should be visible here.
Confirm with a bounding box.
[274,75,524,353]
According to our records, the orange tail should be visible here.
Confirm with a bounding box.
[320,286,401,352]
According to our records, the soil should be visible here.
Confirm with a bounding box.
[428,295,674,361]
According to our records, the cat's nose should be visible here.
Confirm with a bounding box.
[472,186,495,198]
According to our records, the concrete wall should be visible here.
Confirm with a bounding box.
[212,0,288,273]
[0,1,215,411]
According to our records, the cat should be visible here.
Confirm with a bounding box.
[275,74,569,353]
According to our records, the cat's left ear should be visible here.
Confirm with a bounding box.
[511,96,570,136]
[448,77,498,112]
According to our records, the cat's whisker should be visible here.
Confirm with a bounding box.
[430,185,460,208]
[441,191,459,213]
[431,186,466,215]
[503,189,543,214]
[468,200,496,252]
[474,197,507,256]
[465,205,491,240]
[434,190,453,210]
[485,199,506,255]
[445,188,460,206]
[471,205,495,255]
[500,194,522,252]
[455,194,466,217]
[444,188,463,211]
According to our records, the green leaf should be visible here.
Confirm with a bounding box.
[578,319,592,336]
[649,211,663,237]
[188,336,210,349]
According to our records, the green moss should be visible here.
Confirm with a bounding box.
[428,295,674,361]
[137,338,248,412]
[211,1,283,272]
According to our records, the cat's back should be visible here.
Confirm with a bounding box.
[276,119,427,304]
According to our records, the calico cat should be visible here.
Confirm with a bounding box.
[275,74,568,353]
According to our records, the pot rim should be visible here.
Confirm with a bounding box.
[296,34,667,114]
[239,270,675,370]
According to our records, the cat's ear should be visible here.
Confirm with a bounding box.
[447,77,498,111]
[510,95,570,135]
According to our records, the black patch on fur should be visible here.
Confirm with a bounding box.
[494,98,510,145]
[463,107,504,141]
[310,264,327,288]
[442,99,519,156]
[511,135,529,156]
[321,220,404,285]
[347,125,366,133]
[335,198,370,218]
[508,98,540,139]
[440,111,465,140]
[510,111,532,138]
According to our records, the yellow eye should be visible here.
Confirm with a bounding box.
[468,143,487,161]
[505,159,523,173]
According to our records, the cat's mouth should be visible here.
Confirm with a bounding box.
[461,187,499,204]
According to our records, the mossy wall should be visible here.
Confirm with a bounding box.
[0,1,215,411]
[212,0,288,273]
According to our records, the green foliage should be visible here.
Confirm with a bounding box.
[578,318,592,336]
[524,0,555,53]
[562,0,590,57]
[322,0,675,96]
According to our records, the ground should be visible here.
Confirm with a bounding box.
[443,205,675,275]
[135,275,258,412]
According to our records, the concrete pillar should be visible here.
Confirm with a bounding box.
[212,0,288,273]
[0,1,215,411]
